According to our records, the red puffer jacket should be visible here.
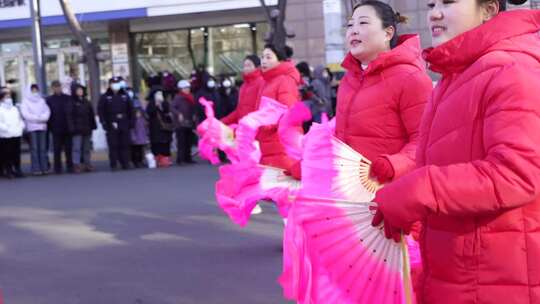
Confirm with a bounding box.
[257,61,301,169]
[335,34,432,179]
[375,10,540,304]
[221,69,265,125]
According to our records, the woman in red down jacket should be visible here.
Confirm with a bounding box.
[336,1,432,186]
[372,1,540,303]
[256,44,302,170]
[221,55,265,126]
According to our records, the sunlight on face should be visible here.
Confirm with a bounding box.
[427,0,488,47]
[243,59,257,74]
[345,5,393,64]
[261,48,280,72]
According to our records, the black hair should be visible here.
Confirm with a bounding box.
[353,0,408,49]
[30,84,39,92]
[245,54,261,67]
[71,84,87,97]
[324,67,334,82]
[264,44,294,61]
[481,0,527,11]
[51,80,61,88]
[296,62,312,79]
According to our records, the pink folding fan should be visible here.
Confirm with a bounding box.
[280,119,415,304]
[196,97,237,164]
[215,97,300,226]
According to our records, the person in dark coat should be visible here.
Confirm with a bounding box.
[46,80,74,174]
[218,77,239,118]
[195,75,226,120]
[161,71,177,101]
[310,65,334,120]
[146,89,174,167]
[98,77,134,171]
[68,84,97,173]
[171,80,196,165]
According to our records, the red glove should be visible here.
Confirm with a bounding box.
[371,207,403,243]
[284,160,302,181]
[370,157,395,184]
[371,186,428,241]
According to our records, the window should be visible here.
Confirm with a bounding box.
[0,0,24,8]
[134,22,268,85]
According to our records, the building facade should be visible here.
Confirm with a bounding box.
[0,0,535,98]
[0,0,280,97]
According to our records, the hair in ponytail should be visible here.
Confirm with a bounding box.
[395,12,409,25]
[353,0,408,49]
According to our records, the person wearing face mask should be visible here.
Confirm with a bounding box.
[0,91,25,179]
[295,61,313,87]
[370,1,540,303]
[221,55,265,126]
[130,105,149,169]
[2,81,19,105]
[46,80,75,174]
[195,75,226,120]
[310,65,334,120]
[68,85,97,173]
[218,77,239,118]
[98,77,135,171]
[126,87,142,109]
[21,84,51,176]
[146,89,174,167]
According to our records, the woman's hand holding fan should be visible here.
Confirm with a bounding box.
[280,119,415,304]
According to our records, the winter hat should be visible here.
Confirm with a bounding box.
[245,55,261,67]
[177,80,191,89]
[109,76,122,84]
[264,44,294,61]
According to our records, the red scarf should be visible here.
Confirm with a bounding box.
[179,91,195,105]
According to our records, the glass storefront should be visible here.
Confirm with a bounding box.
[135,22,268,84]
[0,21,270,99]
[0,38,112,99]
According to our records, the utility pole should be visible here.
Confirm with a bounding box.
[30,0,47,93]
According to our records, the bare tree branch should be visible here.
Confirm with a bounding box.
[259,0,272,23]
[259,0,292,49]
[59,0,101,106]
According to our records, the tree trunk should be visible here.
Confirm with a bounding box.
[259,0,290,48]
[59,0,101,106]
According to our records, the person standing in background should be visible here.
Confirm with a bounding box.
[21,84,50,176]
[147,89,174,168]
[218,77,239,119]
[171,80,197,165]
[130,105,149,168]
[98,77,135,171]
[0,91,25,179]
[68,84,97,173]
[46,80,74,174]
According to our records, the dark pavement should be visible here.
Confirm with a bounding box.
[0,161,292,304]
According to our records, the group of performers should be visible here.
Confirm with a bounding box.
[197,0,540,303]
